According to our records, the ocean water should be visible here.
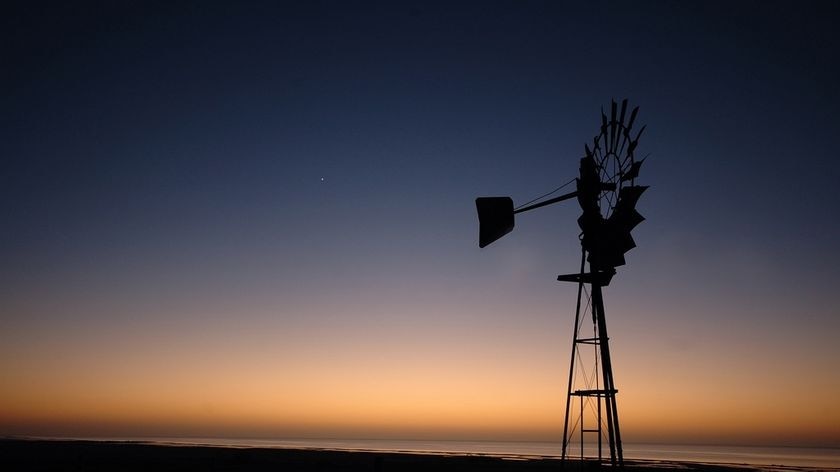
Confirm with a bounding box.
[110,437,840,469]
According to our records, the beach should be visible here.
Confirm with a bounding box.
[1,439,835,472]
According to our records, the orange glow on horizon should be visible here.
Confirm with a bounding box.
[2,298,839,447]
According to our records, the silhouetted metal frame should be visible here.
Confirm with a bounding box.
[476,100,644,469]
[560,253,624,467]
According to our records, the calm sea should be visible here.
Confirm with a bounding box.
[96,437,840,469]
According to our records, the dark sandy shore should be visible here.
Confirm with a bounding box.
[0,439,832,472]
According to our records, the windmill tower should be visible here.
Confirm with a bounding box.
[475,99,648,468]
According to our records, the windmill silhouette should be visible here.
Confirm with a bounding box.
[475,99,648,467]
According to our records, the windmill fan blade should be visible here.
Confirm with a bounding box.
[615,185,648,210]
[619,99,628,129]
[606,204,645,238]
[627,139,639,156]
[635,124,646,142]
[625,106,639,136]
[618,233,636,253]
[601,109,608,135]
[609,208,645,230]
[620,158,645,182]
[628,209,645,229]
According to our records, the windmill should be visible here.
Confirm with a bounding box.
[475,99,648,467]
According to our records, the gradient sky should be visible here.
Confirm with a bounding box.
[2,1,839,448]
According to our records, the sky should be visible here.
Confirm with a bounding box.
[2,1,839,448]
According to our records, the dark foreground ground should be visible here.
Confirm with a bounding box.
[0,439,832,472]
